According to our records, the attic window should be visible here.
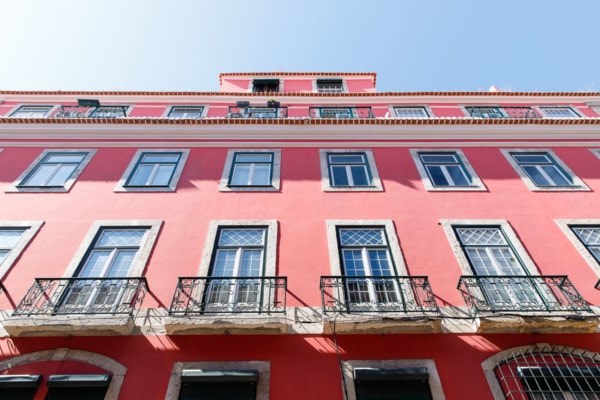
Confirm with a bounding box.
[317,79,344,93]
[252,79,279,93]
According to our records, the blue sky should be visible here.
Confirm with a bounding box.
[1,0,598,92]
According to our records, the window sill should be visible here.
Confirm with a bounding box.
[4,314,135,337]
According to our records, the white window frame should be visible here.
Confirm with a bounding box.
[165,361,270,400]
[410,149,486,191]
[115,149,190,192]
[536,106,581,118]
[0,220,43,279]
[8,105,57,118]
[391,106,431,118]
[219,149,281,192]
[63,220,162,278]
[319,149,383,192]
[500,148,589,191]
[555,219,600,279]
[342,359,445,400]
[6,149,97,193]
[162,105,208,119]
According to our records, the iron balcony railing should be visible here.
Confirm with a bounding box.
[169,276,287,315]
[309,106,374,119]
[13,277,147,316]
[465,106,541,119]
[227,106,288,119]
[50,105,128,119]
[458,275,590,314]
[320,276,439,314]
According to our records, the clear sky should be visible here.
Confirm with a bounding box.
[1,0,598,92]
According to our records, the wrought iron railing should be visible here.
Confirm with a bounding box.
[320,276,439,314]
[50,105,128,119]
[227,106,288,119]
[465,106,541,119]
[458,275,590,314]
[169,276,287,315]
[13,277,147,316]
[309,107,374,119]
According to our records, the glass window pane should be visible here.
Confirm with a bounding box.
[367,250,392,276]
[106,250,136,277]
[46,154,86,163]
[251,165,271,185]
[331,166,350,186]
[350,165,370,186]
[129,165,154,186]
[141,154,180,163]
[343,250,365,275]
[0,250,8,264]
[46,164,76,186]
[213,250,237,276]
[420,154,457,163]
[151,165,175,186]
[235,154,271,163]
[231,165,251,185]
[239,249,262,276]
[219,229,265,246]
[340,229,386,246]
[523,166,550,186]
[541,165,570,186]
[447,165,470,186]
[426,165,449,186]
[97,230,145,247]
[24,164,56,186]
[78,250,111,277]
[330,155,365,164]
[513,154,550,164]
[0,230,25,248]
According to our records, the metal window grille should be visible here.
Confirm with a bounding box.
[494,345,600,400]
[541,107,580,118]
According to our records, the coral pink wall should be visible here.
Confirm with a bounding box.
[283,80,313,92]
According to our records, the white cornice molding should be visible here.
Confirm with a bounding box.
[0,121,599,141]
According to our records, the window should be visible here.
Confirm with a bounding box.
[484,344,600,400]
[116,149,189,192]
[342,360,445,400]
[219,149,281,192]
[0,222,43,279]
[501,149,588,191]
[319,150,383,191]
[252,79,279,93]
[9,105,53,118]
[394,106,430,118]
[316,79,344,93]
[410,149,486,191]
[194,220,278,312]
[166,361,270,400]
[0,375,41,400]
[570,226,600,264]
[8,149,96,193]
[166,106,205,119]
[465,106,505,118]
[46,375,111,400]
[88,106,128,118]
[539,106,580,118]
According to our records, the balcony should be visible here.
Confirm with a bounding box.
[319,276,440,334]
[164,276,288,335]
[458,275,596,333]
[50,105,128,119]
[227,106,287,119]
[465,106,541,119]
[309,106,373,119]
[5,277,147,336]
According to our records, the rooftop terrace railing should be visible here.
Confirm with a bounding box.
[309,106,374,119]
[50,105,128,119]
[465,106,541,119]
[227,106,288,119]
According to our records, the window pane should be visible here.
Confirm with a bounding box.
[46,154,86,163]
[350,165,370,186]
[129,165,154,186]
[231,165,250,185]
[97,230,145,247]
[213,250,237,276]
[420,154,457,163]
[0,250,8,264]
[252,165,271,185]
[426,165,449,186]
[343,250,366,275]
[457,228,507,245]
[523,166,551,186]
[219,229,265,246]
[24,164,57,186]
[340,229,386,246]
[447,165,470,186]
[235,154,271,163]
[541,165,570,186]
[106,250,136,277]
[239,249,262,276]
[330,155,365,164]
[151,165,175,186]
[78,250,111,277]
[367,249,392,276]
[141,154,180,163]
[332,166,350,186]
[0,230,25,248]
[46,164,76,186]
[513,154,550,164]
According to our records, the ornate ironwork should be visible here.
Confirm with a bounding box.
[169,276,287,315]
[227,106,288,119]
[320,275,439,314]
[13,277,148,316]
[309,107,373,119]
[51,105,128,119]
[458,275,590,314]
[466,106,541,119]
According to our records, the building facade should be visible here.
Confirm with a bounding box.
[0,73,599,399]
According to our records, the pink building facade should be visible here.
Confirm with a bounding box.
[0,73,599,399]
